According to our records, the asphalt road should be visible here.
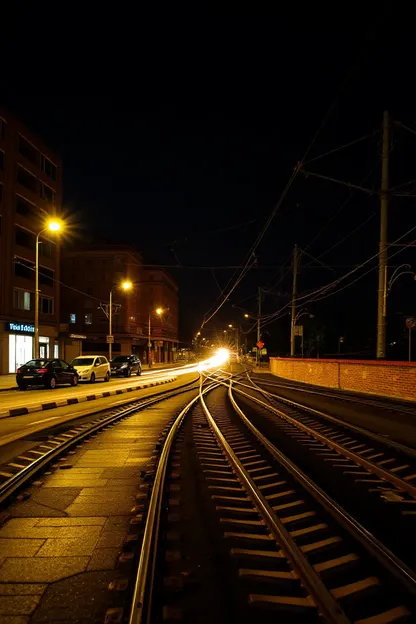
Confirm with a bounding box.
[0,364,195,414]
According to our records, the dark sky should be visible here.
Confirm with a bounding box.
[2,5,416,355]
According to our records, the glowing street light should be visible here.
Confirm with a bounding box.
[244,313,249,318]
[34,219,63,358]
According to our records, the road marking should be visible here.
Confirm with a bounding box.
[29,416,60,426]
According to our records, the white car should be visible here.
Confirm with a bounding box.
[71,355,110,383]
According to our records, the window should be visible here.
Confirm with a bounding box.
[0,150,3,170]
[39,267,54,287]
[0,118,5,140]
[15,226,35,250]
[40,154,57,181]
[14,258,34,280]
[40,183,55,204]
[84,313,92,325]
[40,296,54,314]
[14,289,32,310]
[17,166,37,192]
[59,360,69,369]
[16,195,36,217]
[54,344,59,358]
[19,136,38,165]
[70,313,76,324]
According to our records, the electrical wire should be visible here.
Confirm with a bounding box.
[303,130,379,165]
[249,222,416,333]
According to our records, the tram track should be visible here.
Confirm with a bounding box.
[128,368,416,623]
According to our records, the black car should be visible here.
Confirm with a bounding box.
[110,355,142,377]
[16,359,79,390]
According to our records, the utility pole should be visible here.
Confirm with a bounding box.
[109,290,113,362]
[290,244,299,357]
[256,287,262,366]
[377,111,389,359]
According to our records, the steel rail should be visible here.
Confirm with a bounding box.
[232,382,416,498]
[199,377,350,623]
[228,380,416,596]
[128,378,220,624]
[248,374,416,458]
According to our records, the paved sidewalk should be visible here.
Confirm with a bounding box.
[0,391,188,622]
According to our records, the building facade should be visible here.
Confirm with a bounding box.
[60,247,179,363]
[138,269,179,364]
[0,110,62,374]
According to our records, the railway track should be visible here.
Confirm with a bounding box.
[128,368,416,623]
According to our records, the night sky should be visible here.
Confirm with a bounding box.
[2,5,416,356]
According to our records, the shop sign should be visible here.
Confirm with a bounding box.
[5,322,35,334]
[69,334,87,339]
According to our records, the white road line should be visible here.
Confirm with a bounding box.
[28,416,60,426]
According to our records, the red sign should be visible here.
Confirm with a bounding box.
[406,318,416,329]
[256,341,264,349]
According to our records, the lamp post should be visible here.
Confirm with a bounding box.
[148,307,163,368]
[294,309,314,358]
[228,324,240,359]
[108,281,132,362]
[34,219,62,359]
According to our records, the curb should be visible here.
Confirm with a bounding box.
[0,376,177,419]
[0,386,18,393]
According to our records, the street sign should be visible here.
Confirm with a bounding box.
[256,340,264,349]
[406,318,416,329]
[106,335,114,344]
[294,325,303,336]
[260,348,267,355]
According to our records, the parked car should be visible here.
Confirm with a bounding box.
[111,354,142,377]
[71,355,110,382]
[16,359,79,390]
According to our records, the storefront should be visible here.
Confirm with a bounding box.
[0,321,58,374]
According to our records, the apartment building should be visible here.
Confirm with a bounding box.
[138,269,179,364]
[60,246,179,363]
[0,110,62,374]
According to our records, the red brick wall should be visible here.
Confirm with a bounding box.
[269,358,416,402]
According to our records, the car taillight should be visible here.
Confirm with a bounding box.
[37,368,48,373]
[16,368,21,374]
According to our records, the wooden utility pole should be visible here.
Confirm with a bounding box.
[290,244,299,357]
[376,111,389,359]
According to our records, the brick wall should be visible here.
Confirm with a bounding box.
[269,358,416,402]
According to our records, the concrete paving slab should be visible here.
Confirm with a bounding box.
[0,595,41,615]
[95,529,127,549]
[30,570,121,623]
[0,557,89,582]
[43,476,109,487]
[65,501,134,516]
[0,539,44,557]
[0,524,103,540]
[35,536,99,557]
[35,517,106,527]
[0,584,46,595]
[87,548,119,571]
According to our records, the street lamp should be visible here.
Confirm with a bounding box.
[108,280,133,362]
[293,309,314,358]
[34,219,62,358]
[148,307,164,368]
[383,264,416,317]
